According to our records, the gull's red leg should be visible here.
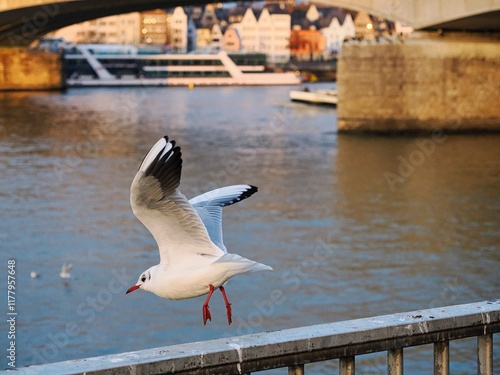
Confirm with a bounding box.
[202,284,215,325]
[219,286,232,325]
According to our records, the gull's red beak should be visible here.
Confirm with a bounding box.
[126,285,140,294]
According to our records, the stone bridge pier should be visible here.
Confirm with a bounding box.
[337,32,500,133]
[0,47,63,90]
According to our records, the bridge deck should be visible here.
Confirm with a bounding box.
[11,300,499,374]
[1,0,499,47]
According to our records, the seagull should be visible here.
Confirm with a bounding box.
[126,136,272,325]
[59,263,73,279]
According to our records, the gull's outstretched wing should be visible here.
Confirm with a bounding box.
[61,263,73,273]
[189,185,258,252]
[130,136,223,266]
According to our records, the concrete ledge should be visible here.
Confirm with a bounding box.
[0,47,63,90]
[337,33,500,133]
[10,301,500,375]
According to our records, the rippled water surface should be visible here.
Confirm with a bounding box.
[0,84,499,373]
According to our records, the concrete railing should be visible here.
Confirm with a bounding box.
[12,301,499,375]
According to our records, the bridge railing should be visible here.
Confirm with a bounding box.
[13,301,499,375]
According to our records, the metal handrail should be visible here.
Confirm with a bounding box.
[10,301,499,375]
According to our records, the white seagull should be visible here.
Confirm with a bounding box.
[126,136,272,325]
[59,263,73,279]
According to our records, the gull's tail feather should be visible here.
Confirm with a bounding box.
[215,253,273,274]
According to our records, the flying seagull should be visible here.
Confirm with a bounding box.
[126,136,272,325]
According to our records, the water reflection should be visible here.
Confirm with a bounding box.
[334,134,499,308]
[0,86,498,372]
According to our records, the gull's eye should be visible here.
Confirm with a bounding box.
[141,275,146,282]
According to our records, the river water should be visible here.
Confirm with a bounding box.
[0,84,498,373]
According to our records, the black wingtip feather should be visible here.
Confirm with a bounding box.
[138,135,169,171]
[220,185,258,207]
[143,136,183,193]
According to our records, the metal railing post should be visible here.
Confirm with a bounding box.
[288,364,305,375]
[434,341,449,375]
[477,334,493,375]
[388,348,404,375]
[339,357,355,375]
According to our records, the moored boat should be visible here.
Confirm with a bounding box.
[62,44,300,87]
[289,87,338,105]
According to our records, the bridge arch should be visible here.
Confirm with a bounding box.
[315,0,500,31]
[0,0,223,46]
[1,0,499,46]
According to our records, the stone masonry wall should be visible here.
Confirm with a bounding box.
[0,47,63,90]
[337,34,500,133]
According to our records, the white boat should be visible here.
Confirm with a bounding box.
[289,88,338,105]
[63,44,300,87]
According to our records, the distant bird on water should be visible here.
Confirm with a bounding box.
[126,135,272,325]
[59,263,73,279]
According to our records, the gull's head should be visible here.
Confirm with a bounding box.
[126,266,155,294]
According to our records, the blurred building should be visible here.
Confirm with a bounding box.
[228,5,247,24]
[170,6,197,52]
[305,4,320,22]
[140,9,169,45]
[199,4,219,29]
[194,5,225,52]
[354,11,375,39]
[395,22,414,36]
[197,27,212,49]
[46,2,398,61]
[223,25,242,51]
[289,26,326,61]
[232,8,291,64]
[321,14,355,54]
[320,17,342,54]
[342,14,356,39]
[51,13,141,45]
[211,24,223,51]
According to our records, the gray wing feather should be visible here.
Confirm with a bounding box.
[189,185,258,253]
[193,206,226,252]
